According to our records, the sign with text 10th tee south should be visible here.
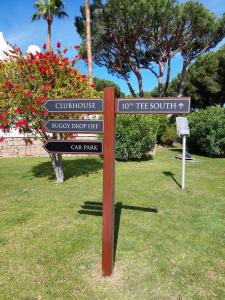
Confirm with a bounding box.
[117,97,190,114]
[43,99,103,113]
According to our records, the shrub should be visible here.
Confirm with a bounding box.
[115,115,159,161]
[160,126,177,146]
[188,106,225,157]
[0,47,99,139]
[0,44,100,182]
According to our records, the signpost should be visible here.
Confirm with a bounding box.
[42,90,191,277]
[43,119,104,134]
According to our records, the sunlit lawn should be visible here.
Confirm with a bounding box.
[0,147,224,299]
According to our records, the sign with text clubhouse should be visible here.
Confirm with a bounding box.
[43,99,103,113]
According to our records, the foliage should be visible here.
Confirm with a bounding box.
[32,0,68,49]
[188,106,225,157]
[166,46,225,108]
[75,0,224,97]
[115,115,159,161]
[160,126,177,146]
[0,45,99,142]
[93,77,125,98]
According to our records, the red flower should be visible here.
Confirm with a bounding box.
[5,80,13,90]
[34,96,46,105]
[63,48,68,54]
[23,90,33,97]
[43,43,47,50]
[75,45,81,50]
[43,83,51,92]
[40,67,46,75]
[15,108,24,114]
[82,74,87,79]
[14,84,21,90]
[29,75,35,80]
[28,105,38,115]
[42,110,48,116]
[57,42,61,48]
[12,92,17,98]
[16,120,28,128]
[90,84,96,88]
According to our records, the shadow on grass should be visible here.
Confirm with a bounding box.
[78,201,158,264]
[163,171,181,188]
[31,158,103,181]
[168,148,182,153]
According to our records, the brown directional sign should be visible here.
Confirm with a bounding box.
[43,119,104,133]
[117,97,190,114]
[43,140,103,154]
[43,99,103,113]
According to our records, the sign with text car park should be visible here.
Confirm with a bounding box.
[43,140,103,154]
[42,91,191,277]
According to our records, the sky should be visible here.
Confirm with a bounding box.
[0,0,225,95]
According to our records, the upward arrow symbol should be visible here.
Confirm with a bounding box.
[178,103,184,109]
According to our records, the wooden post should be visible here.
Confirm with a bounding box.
[102,87,116,276]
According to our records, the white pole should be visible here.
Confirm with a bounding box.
[182,136,186,190]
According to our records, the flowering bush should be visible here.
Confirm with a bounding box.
[0,44,99,142]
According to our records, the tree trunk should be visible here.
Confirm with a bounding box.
[133,67,144,97]
[47,18,52,51]
[50,153,64,183]
[164,58,171,96]
[124,75,136,97]
[85,0,94,85]
[178,60,188,97]
[158,61,165,96]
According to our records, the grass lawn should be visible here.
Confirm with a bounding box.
[0,147,224,299]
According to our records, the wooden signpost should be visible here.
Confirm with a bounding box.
[43,88,190,277]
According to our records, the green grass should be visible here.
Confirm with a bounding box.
[0,147,225,299]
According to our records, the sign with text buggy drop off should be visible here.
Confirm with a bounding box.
[43,99,103,113]
[117,98,190,114]
[43,140,103,154]
[43,119,104,134]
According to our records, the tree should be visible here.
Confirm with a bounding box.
[75,0,224,97]
[32,0,68,50]
[177,3,225,96]
[85,0,94,85]
[162,45,225,108]
[0,46,99,183]
[93,77,125,98]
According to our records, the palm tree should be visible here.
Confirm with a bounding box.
[32,0,68,50]
[85,0,93,85]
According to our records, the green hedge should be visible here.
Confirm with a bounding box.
[115,115,165,161]
[188,106,225,157]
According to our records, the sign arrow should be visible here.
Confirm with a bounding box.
[43,140,103,154]
[178,103,184,109]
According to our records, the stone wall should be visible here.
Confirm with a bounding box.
[0,138,48,158]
